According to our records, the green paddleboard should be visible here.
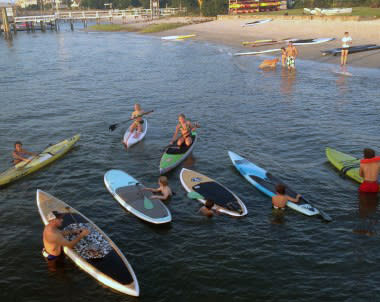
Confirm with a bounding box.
[325,147,362,183]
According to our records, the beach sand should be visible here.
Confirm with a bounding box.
[156,18,380,69]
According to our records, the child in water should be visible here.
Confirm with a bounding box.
[281,47,287,67]
[199,200,219,217]
[272,184,301,209]
[144,176,172,201]
[124,103,144,144]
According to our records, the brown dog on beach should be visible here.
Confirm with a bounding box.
[259,58,279,69]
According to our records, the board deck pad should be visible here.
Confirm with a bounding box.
[115,186,169,219]
[166,134,196,154]
[192,181,242,213]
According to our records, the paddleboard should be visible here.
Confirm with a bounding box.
[161,34,196,41]
[36,189,139,296]
[0,134,80,187]
[325,147,362,183]
[104,170,171,224]
[159,131,197,175]
[234,48,281,56]
[180,168,248,217]
[228,151,330,220]
[333,70,353,77]
[322,44,378,56]
[292,38,335,45]
[242,19,272,27]
[123,119,148,148]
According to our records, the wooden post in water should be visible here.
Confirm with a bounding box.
[12,7,17,34]
[40,20,46,32]
[31,21,35,32]
[1,7,12,39]
[12,22,17,34]
[70,19,74,31]
[26,21,30,32]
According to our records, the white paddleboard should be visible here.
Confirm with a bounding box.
[242,19,272,27]
[161,34,196,40]
[104,169,172,224]
[333,70,353,77]
[293,38,335,45]
[36,189,139,296]
[123,118,147,148]
[234,48,281,56]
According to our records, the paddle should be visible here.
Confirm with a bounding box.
[108,110,154,132]
[187,191,205,200]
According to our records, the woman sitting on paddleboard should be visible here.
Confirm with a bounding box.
[12,141,37,165]
[125,103,145,143]
[170,114,199,147]
[272,184,301,209]
[144,176,173,201]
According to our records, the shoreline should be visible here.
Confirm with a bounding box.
[149,17,380,69]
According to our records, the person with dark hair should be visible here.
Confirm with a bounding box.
[359,148,380,193]
[12,141,37,165]
[281,47,287,67]
[144,176,172,201]
[199,199,218,217]
[170,114,199,147]
[285,42,298,70]
[272,184,301,209]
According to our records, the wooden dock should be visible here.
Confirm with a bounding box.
[1,8,186,37]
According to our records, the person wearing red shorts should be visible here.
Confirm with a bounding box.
[359,148,380,193]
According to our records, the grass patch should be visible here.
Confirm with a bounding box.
[88,24,139,32]
[140,23,188,33]
[250,7,380,17]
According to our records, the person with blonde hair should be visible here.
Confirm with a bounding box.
[144,176,173,201]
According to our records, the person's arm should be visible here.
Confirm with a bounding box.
[143,187,160,193]
[13,151,31,163]
[57,229,90,249]
[22,148,37,156]
[151,188,169,200]
[359,164,364,178]
[171,125,179,144]
[287,194,301,203]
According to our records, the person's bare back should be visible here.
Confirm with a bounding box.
[360,162,380,182]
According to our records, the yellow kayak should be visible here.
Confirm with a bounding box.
[0,134,80,187]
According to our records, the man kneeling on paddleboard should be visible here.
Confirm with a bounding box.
[170,114,199,147]
[12,141,37,165]
[42,211,90,261]
[359,148,380,193]
[272,184,301,209]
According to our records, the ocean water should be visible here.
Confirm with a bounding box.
[1,27,380,301]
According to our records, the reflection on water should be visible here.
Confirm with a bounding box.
[353,192,379,236]
[280,67,296,95]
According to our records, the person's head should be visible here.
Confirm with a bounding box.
[47,211,64,227]
[275,184,286,195]
[178,114,186,123]
[205,199,214,210]
[344,31,349,36]
[288,41,293,46]
[281,47,286,53]
[134,103,141,111]
[363,148,375,159]
[158,176,168,187]
[14,141,22,151]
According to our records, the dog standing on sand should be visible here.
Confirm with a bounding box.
[259,58,279,69]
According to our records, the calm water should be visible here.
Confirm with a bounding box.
[1,27,380,302]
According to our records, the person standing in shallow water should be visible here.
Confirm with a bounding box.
[285,42,298,71]
[42,211,90,262]
[341,32,352,70]
[359,148,380,193]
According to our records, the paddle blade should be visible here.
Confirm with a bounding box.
[187,191,204,200]
[109,124,118,132]
[319,209,333,222]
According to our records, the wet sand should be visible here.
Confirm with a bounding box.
[156,18,380,69]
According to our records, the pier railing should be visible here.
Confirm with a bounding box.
[14,8,186,23]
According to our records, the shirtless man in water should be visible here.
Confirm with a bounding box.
[42,211,90,261]
[12,141,37,165]
[285,42,298,70]
[359,148,380,193]
[272,184,301,209]
[170,114,199,147]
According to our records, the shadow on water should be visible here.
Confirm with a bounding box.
[353,192,379,236]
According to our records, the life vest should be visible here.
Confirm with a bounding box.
[360,156,380,164]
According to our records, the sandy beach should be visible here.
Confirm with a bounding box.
[156,17,380,69]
